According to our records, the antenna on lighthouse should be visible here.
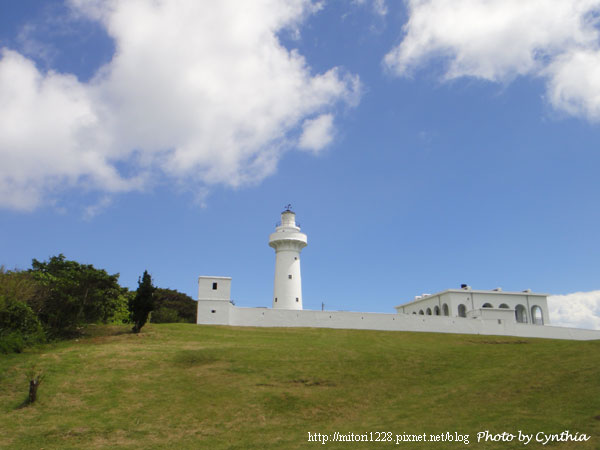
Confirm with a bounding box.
[268,208,307,310]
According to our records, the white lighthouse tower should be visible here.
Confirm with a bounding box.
[269,206,307,310]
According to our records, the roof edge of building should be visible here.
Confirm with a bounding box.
[394,289,549,309]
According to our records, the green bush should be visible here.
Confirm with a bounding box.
[107,291,133,324]
[0,294,45,353]
[0,332,26,353]
[151,307,180,324]
[152,288,196,323]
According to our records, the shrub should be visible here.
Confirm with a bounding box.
[151,307,180,324]
[0,294,45,353]
[0,332,27,354]
[151,288,196,323]
[30,254,124,337]
[107,290,133,324]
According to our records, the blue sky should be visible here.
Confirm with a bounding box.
[1,0,599,329]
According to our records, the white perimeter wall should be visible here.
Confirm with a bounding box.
[197,302,600,341]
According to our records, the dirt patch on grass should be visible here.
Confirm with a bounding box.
[173,349,220,367]
[261,392,302,415]
[81,325,130,339]
[291,378,336,387]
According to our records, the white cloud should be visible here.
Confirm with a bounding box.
[298,113,335,152]
[16,23,59,67]
[548,290,600,330]
[352,0,388,17]
[0,49,138,211]
[373,0,388,17]
[83,195,112,220]
[384,0,600,120]
[0,0,360,211]
[545,49,600,120]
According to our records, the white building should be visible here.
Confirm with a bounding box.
[395,285,550,326]
[196,210,600,341]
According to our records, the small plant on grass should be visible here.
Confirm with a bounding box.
[25,365,44,405]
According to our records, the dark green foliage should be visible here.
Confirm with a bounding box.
[129,271,156,333]
[0,332,28,354]
[150,288,196,323]
[0,269,46,353]
[151,307,179,323]
[0,297,42,334]
[29,254,124,337]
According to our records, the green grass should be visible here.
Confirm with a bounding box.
[0,324,599,449]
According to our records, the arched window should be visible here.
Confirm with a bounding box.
[426,308,432,315]
[531,306,544,325]
[442,303,449,316]
[412,312,417,315]
[482,303,493,308]
[515,304,528,323]
[434,306,440,315]
[419,310,424,315]
[458,304,466,318]
[499,303,509,309]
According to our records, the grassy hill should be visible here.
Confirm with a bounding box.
[1,324,599,449]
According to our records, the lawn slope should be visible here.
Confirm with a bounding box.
[0,324,599,449]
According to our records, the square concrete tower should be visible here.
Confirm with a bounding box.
[197,276,232,325]
[198,276,231,302]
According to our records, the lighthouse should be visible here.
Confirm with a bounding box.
[269,206,307,310]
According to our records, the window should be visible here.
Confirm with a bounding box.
[458,304,467,318]
[296,297,299,302]
[482,303,493,308]
[413,312,417,315]
[212,282,218,290]
[499,304,509,309]
[442,303,449,316]
[426,308,432,315]
[515,304,528,323]
[211,310,216,313]
[531,305,544,325]
[419,310,424,315]
[275,298,278,302]
[294,257,298,260]
[288,275,292,279]
[434,306,440,315]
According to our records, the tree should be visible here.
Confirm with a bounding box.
[29,254,123,337]
[150,288,196,323]
[129,270,156,333]
[0,294,46,353]
[109,289,134,324]
[0,266,42,307]
[0,268,46,352]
